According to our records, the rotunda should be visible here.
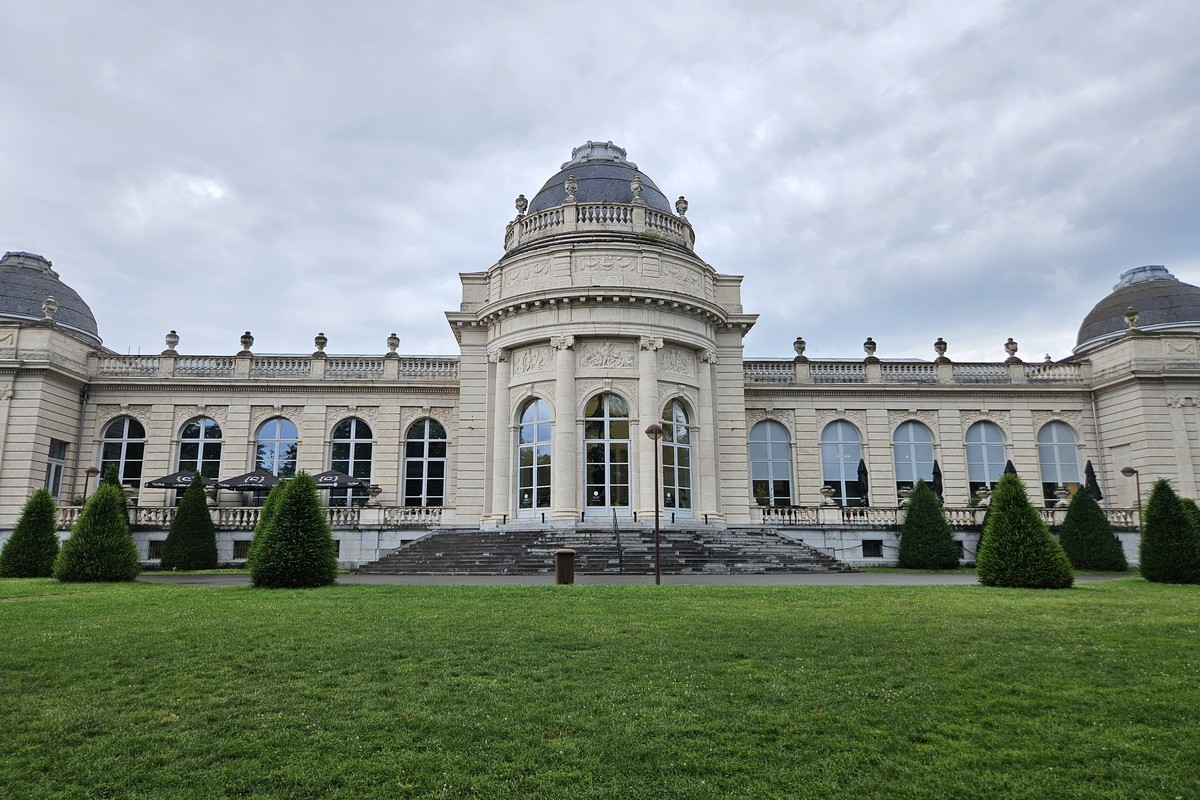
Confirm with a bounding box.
[1075,265,1200,353]
[0,251,102,345]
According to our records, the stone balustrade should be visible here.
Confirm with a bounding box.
[57,505,446,531]
[745,358,1091,386]
[91,353,459,382]
[760,505,1137,529]
[505,201,695,251]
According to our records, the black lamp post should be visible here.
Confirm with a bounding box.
[645,423,664,585]
[1120,466,1141,518]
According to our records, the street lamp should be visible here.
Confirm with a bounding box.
[644,423,664,586]
[1120,466,1141,516]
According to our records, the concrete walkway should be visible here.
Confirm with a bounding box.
[136,571,1130,587]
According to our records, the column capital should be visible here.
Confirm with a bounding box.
[699,348,718,364]
[488,348,509,364]
[550,334,575,351]
[640,335,664,352]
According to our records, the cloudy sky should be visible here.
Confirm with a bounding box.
[2,1,1197,363]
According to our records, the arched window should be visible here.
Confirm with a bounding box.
[749,420,792,507]
[329,417,372,507]
[892,421,934,494]
[177,417,222,480]
[661,400,692,513]
[516,400,551,516]
[255,418,298,478]
[1037,421,1080,506]
[966,421,1007,495]
[584,393,630,510]
[821,420,863,507]
[405,418,448,507]
[100,417,145,488]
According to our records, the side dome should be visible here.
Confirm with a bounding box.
[1075,265,1200,353]
[527,141,673,214]
[0,251,102,345]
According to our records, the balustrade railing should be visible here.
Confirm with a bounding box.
[398,357,459,378]
[840,507,899,526]
[811,362,866,383]
[91,353,458,382]
[327,358,385,379]
[385,506,444,527]
[177,356,236,377]
[55,505,445,531]
[881,362,937,383]
[1025,362,1083,382]
[97,356,159,376]
[507,201,694,250]
[742,360,794,383]
[755,505,1138,529]
[251,356,310,377]
[952,363,1009,383]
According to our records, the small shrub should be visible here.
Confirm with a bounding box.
[0,489,60,577]
[1139,480,1200,584]
[53,483,140,582]
[246,481,285,574]
[1058,486,1128,570]
[898,479,959,569]
[161,474,217,570]
[250,472,337,589]
[977,473,1074,589]
[100,464,129,520]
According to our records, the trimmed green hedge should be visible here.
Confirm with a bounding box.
[249,472,337,589]
[977,473,1073,589]
[1140,479,1200,584]
[1058,488,1127,571]
[898,479,959,569]
[161,474,217,570]
[53,483,140,582]
[0,488,60,577]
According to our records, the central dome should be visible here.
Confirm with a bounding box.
[1075,265,1200,353]
[526,141,674,214]
[0,251,102,345]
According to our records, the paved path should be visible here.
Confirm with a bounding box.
[136,571,1129,587]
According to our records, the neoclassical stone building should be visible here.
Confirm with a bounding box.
[2,142,1198,567]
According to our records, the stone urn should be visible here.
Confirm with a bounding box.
[819,485,837,506]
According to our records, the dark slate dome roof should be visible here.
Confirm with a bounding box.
[1076,265,1200,352]
[0,251,102,344]
[527,141,674,214]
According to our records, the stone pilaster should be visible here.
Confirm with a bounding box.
[550,335,577,519]
[638,335,664,517]
[488,349,511,524]
[697,348,722,522]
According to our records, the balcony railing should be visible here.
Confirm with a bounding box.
[745,358,1090,387]
[760,505,1138,529]
[92,353,459,382]
[504,201,695,251]
[57,505,444,531]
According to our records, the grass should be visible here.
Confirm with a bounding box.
[1,579,1197,799]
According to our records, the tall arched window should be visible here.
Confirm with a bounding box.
[329,417,372,507]
[749,420,791,507]
[584,393,630,510]
[661,400,692,513]
[405,418,448,507]
[966,421,1007,495]
[255,418,298,478]
[100,417,145,488]
[1037,421,1080,506]
[177,417,222,479]
[516,399,551,516]
[821,420,863,507]
[892,421,934,494]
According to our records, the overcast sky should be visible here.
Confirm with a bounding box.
[2,1,1197,363]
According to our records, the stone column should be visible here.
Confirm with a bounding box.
[697,349,721,522]
[488,349,511,524]
[638,336,664,518]
[550,335,577,520]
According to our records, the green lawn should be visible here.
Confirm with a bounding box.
[1,579,1196,799]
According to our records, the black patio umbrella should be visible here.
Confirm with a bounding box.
[143,470,216,489]
[931,460,944,502]
[856,458,869,507]
[216,469,279,492]
[311,469,367,489]
[1084,460,1103,501]
[1003,460,1018,475]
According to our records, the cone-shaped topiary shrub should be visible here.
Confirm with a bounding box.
[160,473,217,570]
[898,479,960,569]
[977,473,1074,588]
[1058,486,1128,571]
[246,480,285,575]
[100,464,129,520]
[250,472,337,588]
[1139,479,1200,584]
[53,483,140,582]
[0,488,60,577]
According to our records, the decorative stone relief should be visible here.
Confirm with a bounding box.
[1031,410,1084,432]
[400,407,453,439]
[746,408,795,436]
[175,405,228,428]
[815,409,866,435]
[0,330,15,347]
[662,260,701,293]
[97,404,152,431]
[658,384,698,411]
[0,384,12,400]
[326,406,379,430]
[1166,340,1197,357]
[576,379,637,412]
[250,405,304,434]
[659,347,695,376]
[549,334,575,350]
[579,341,634,368]
[961,410,1011,436]
[576,254,637,274]
[700,348,718,365]
[488,348,509,364]
[639,336,664,352]
[1166,396,1196,409]
[505,259,551,288]
[512,346,552,376]
[888,410,939,437]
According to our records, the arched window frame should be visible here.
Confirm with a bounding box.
[892,421,935,495]
[255,417,298,478]
[583,392,631,511]
[177,416,223,480]
[404,418,448,507]
[515,399,552,516]
[661,399,692,513]
[749,419,792,507]
[1037,421,1081,506]
[821,420,864,507]
[965,421,1007,495]
[100,416,146,489]
[329,417,373,507]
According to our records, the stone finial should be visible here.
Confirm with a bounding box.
[314,332,328,354]
[793,336,808,362]
[934,337,947,357]
[239,331,254,355]
[564,175,578,202]
[41,295,58,320]
[675,196,688,216]
[1124,306,1139,330]
[1004,337,1021,363]
[386,332,400,355]
[163,330,180,355]
[515,194,528,216]
[863,337,879,363]
[630,176,645,205]
[1044,353,1053,364]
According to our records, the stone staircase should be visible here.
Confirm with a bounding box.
[353,525,853,576]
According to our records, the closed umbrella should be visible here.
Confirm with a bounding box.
[1003,460,1017,475]
[856,458,869,507]
[216,469,279,492]
[144,470,216,489]
[931,460,944,502]
[1084,460,1103,501]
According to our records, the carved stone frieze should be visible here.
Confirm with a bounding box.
[575,379,637,412]
[579,341,635,369]
[326,405,379,431]
[1031,410,1084,433]
[400,407,453,439]
[175,404,228,429]
[661,260,701,293]
[815,409,866,436]
[746,408,795,436]
[658,384,698,411]
[1166,397,1196,410]
[512,346,552,376]
[1166,340,1197,357]
[887,409,939,437]
[96,404,153,432]
[659,347,695,376]
[250,405,304,434]
[505,259,552,289]
[575,254,637,274]
[960,410,1010,437]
